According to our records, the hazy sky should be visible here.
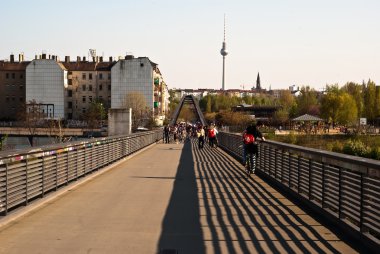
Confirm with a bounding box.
[1,0,379,90]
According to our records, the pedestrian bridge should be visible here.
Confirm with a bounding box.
[0,130,378,253]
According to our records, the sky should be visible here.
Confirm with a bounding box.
[1,0,379,90]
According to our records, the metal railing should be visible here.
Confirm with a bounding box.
[0,130,162,216]
[217,132,380,247]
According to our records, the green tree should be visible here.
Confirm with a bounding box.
[342,82,363,118]
[84,100,106,129]
[206,96,212,113]
[320,85,341,126]
[296,86,319,115]
[0,134,8,151]
[337,93,358,125]
[363,80,377,123]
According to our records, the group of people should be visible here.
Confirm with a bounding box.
[163,121,265,175]
[163,123,219,149]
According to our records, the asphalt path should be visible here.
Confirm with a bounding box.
[0,140,358,254]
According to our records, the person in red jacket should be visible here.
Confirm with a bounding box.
[208,124,217,148]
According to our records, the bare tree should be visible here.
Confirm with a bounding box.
[123,92,152,130]
[18,100,44,146]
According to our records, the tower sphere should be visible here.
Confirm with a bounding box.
[220,48,228,56]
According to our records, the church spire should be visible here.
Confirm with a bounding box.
[256,72,261,90]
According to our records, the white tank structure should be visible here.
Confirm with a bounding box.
[220,15,228,90]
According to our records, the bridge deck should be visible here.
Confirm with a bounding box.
[0,140,358,254]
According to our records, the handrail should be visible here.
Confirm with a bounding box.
[217,131,380,247]
[0,130,162,215]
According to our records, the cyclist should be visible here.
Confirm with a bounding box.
[243,123,265,176]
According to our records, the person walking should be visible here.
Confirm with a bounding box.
[197,125,205,149]
[163,125,170,144]
[208,124,217,148]
[243,123,265,174]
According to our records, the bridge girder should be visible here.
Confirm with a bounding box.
[170,95,207,126]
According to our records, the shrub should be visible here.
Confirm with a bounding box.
[326,140,343,152]
[342,140,370,157]
[284,131,297,144]
[369,147,380,160]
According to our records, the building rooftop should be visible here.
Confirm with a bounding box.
[0,61,31,71]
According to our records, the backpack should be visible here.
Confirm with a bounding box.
[208,129,216,138]
[243,133,255,144]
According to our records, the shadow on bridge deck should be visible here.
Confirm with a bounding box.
[158,140,357,254]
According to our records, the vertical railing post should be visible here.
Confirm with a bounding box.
[55,153,58,191]
[297,156,300,193]
[308,159,312,200]
[5,163,8,215]
[359,172,364,233]
[338,168,342,219]
[274,149,278,179]
[76,147,79,180]
[84,144,87,174]
[288,154,291,188]
[66,151,69,185]
[42,155,45,197]
[25,156,29,205]
[321,162,325,208]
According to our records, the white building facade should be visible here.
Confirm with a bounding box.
[111,56,167,125]
[26,57,68,119]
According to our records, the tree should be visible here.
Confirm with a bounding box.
[363,80,377,123]
[178,105,197,123]
[296,86,319,115]
[18,99,45,146]
[337,93,358,125]
[123,92,152,130]
[84,100,106,129]
[342,82,363,118]
[0,134,8,151]
[273,108,289,126]
[320,85,341,126]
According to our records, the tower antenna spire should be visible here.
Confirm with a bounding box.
[220,14,228,90]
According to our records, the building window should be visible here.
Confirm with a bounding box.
[82,108,86,113]
[68,102,72,108]
[99,73,103,80]
[6,73,9,79]
[108,84,111,91]
[89,96,93,102]
[68,79,72,85]
[82,96,86,103]
[108,73,111,80]
[89,73,92,80]
[82,73,86,80]
[19,85,23,90]
[68,90,72,97]
[6,96,9,102]
[12,73,15,79]
[68,113,72,119]
[12,96,15,101]
[108,96,111,105]
[99,96,103,100]
[89,85,92,91]
[19,97,23,102]
[82,85,86,91]
[99,84,103,91]
[20,74,23,79]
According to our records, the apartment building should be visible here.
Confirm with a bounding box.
[0,54,29,120]
[0,53,169,124]
[26,54,68,119]
[111,55,168,124]
[62,56,115,120]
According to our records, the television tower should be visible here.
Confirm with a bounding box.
[220,15,228,90]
